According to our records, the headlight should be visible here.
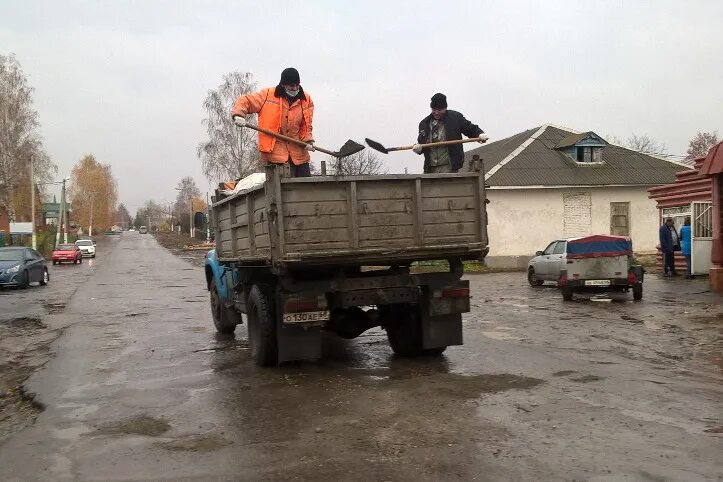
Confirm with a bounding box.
[7,264,20,273]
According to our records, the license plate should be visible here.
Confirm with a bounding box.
[585,280,611,286]
[283,311,330,324]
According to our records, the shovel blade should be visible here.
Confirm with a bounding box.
[335,139,366,158]
[364,138,389,154]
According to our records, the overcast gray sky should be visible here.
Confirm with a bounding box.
[2,0,721,214]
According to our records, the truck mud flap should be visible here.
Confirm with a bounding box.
[277,321,322,364]
[421,311,463,349]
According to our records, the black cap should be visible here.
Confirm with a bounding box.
[430,93,447,109]
[280,67,300,85]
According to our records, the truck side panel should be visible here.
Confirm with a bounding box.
[213,173,488,264]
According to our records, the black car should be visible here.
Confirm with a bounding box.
[0,247,49,288]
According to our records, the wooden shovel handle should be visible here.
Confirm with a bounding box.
[390,138,482,151]
[244,123,337,156]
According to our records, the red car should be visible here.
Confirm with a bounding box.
[52,244,83,265]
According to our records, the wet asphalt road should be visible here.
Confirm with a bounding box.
[0,232,721,481]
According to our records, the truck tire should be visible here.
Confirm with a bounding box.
[632,283,643,301]
[383,304,446,357]
[561,287,573,301]
[247,284,278,367]
[209,278,240,334]
[527,269,544,286]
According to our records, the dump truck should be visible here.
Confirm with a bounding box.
[204,161,489,365]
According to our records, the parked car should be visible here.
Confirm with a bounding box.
[52,244,83,265]
[528,235,643,301]
[139,226,148,234]
[0,247,49,288]
[75,239,96,257]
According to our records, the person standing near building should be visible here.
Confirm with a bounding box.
[659,217,680,276]
[680,216,693,279]
[232,67,314,177]
[412,93,488,173]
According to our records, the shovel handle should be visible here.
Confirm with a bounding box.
[243,123,337,155]
[391,138,483,151]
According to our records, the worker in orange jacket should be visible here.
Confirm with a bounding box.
[232,68,314,177]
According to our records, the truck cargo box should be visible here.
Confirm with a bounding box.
[211,171,488,269]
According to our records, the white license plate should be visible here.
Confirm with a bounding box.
[282,311,330,324]
[585,280,611,286]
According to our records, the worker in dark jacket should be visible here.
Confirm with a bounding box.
[659,217,680,276]
[413,93,488,173]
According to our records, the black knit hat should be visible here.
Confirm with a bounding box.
[430,93,447,109]
[280,67,300,85]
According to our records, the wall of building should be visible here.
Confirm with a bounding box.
[485,186,661,262]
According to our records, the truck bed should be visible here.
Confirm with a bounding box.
[211,172,488,268]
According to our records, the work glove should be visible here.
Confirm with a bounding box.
[412,144,423,154]
[478,133,489,143]
[233,116,246,127]
[305,142,315,152]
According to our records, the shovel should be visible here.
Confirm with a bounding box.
[365,137,483,154]
[243,123,365,158]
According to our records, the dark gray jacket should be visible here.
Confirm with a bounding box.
[417,110,483,172]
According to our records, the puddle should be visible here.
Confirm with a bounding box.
[552,370,577,377]
[157,434,232,452]
[92,415,170,436]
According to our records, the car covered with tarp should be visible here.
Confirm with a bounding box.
[557,235,643,301]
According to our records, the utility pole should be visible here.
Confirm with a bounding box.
[55,178,68,248]
[206,191,210,243]
[63,181,69,243]
[30,156,36,250]
[189,194,193,238]
[88,195,94,237]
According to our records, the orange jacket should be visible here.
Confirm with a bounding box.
[232,86,314,165]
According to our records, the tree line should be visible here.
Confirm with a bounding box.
[1,54,120,238]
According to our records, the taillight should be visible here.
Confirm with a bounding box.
[558,274,568,286]
[627,271,638,284]
[284,296,326,313]
[441,287,470,298]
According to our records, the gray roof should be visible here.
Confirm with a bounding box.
[464,125,689,187]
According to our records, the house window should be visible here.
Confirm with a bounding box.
[576,147,602,163]
[592,147,602,162]
[576,147,584,162]
[610,202,630,236]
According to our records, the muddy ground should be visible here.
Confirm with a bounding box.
[0,232,721,481]
[0,240,112,441]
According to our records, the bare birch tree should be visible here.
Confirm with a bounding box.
[0,54,55,217]
[197,72,261,183]
[327,150,386,176]
[685,131,719,163]
[625,134,668,157]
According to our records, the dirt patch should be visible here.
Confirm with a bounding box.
[92,415,171,437]
[153,232,208,267]
[552,370,577,377]
[43,302,66,314]
[570,374,604,383]
[3,317,46,332]
[157,434,232,452]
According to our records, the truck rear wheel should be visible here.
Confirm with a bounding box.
[209,278,240,334]
[382,304,446,357]
[632,283,643,301]
[247,285,278,367]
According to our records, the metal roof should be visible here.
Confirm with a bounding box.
[464,125,689,187]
